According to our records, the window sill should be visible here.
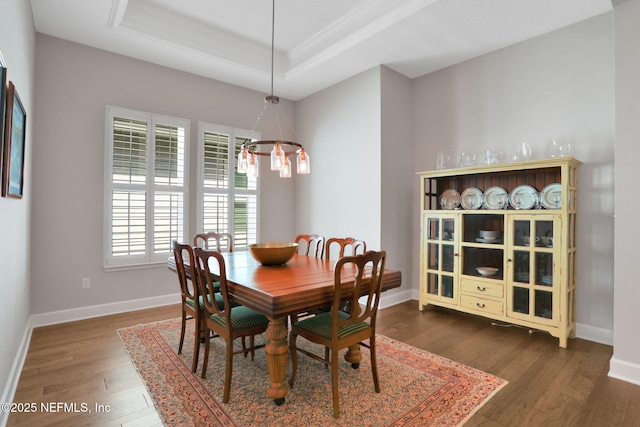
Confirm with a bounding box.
[103,260,168,273]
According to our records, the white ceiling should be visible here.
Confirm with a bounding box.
[30,0,612,101]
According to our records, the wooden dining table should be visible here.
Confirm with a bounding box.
[167,250,402,405]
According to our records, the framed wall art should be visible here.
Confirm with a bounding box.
[0,51,6,183]
[2,81,27,198]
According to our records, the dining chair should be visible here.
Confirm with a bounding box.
[325,237,366,260]
[193,247,270,403]
[172,241,205,373]
[295,234,325,258]
[193,231,234,252]
[288,250,386,418]
[290,234,326,325]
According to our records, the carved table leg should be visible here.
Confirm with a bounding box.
[265,316,289,405]
[344,343,363,368]
[344,302,363,368]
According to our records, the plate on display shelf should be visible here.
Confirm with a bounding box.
[483,186,508,210]
[540,183,562,209]
[440,188,461,210]
[461,187,483,210]
[509,185,538,210]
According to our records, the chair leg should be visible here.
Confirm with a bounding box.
[178,311,186,355]
[331,348,340,418]
[241,336,248,357]
[191,315,200,373]
[223,340,234,403]
[201,327,211,379]
[370,336,380,393]
[324,346,330,369]
[288,333,298,389]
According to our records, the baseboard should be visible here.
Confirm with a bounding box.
[609,356,640,386]
[0,317,34,427]
[378,289,414,309]
[30,293,181,328]
[575,322,614,346]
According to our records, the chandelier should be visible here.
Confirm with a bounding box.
[237,0,310,179]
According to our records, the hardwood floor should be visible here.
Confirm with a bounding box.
[7,300,640,426]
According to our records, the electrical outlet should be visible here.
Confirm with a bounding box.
[82,277,90,289]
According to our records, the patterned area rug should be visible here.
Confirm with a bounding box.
[118,318,507,426]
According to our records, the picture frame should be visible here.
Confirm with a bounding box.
[0,52,6,182]
[2,81,27,198]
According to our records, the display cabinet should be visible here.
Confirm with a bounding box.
[418,157,581,347]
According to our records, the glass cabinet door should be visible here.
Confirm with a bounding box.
[507,214,559,323]
[423,214,458,302]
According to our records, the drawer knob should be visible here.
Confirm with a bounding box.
[477,286,486,291]
[476,302,486,308]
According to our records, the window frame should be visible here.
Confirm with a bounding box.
[103,105,190,270]
[196,121,260,250]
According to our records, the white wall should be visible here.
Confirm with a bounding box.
[295,67,382,250]
[30,35,296,316]
[611,0,640,385]
[412,14,615,340]
[380,67,414,293]
[0,0,35,415]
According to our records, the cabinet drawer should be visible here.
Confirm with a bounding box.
[460,279,504,298]
[460,294,503,316]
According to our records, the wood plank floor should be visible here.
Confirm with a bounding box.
[7,300,640,426]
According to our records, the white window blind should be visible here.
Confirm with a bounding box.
[198,122,259,249]
[105,106,189,268]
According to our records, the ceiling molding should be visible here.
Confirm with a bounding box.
[107,0,129,29]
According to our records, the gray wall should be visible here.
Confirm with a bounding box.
[294,66,415,301]
[611,0,640,384]
[30,35,297,316]
[412,14,615,341]
[0,0,35,412]
[295,67,382,251]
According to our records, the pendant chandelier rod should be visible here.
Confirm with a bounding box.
[270,0,275,98]
[237,0,310,177]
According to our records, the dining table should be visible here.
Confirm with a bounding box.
[167,250,402,405]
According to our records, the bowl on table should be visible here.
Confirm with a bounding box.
[476,267,499,277]
[249,242,298,266]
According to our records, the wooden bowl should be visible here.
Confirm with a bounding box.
[249,242,298,266]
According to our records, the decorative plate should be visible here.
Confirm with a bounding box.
[461,187,483,210]
[483,186,508,210]
[540,183,562,209]
[509,185,538,210]
[440,188,460,210]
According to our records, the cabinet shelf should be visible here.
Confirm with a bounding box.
[419,157,580,348]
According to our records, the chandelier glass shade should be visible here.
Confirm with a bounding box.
[236,0,310,179]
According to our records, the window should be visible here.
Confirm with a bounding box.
[104,106,189,268]
[197,122,259,249]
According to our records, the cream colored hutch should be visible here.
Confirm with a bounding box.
[418,157,581,347]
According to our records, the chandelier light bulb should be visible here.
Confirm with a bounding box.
[297,149,310,174]
[237,146,249,173]
[247,152,259,177]
[270,141,285,171]
[279,157,292,178]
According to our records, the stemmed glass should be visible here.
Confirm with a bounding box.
[465,194,476,210]
[496,194,507,210]
[513,194,523,210]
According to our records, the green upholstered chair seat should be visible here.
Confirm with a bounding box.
[209,305,269,330]
[185,292,239,310]
[294,311,369,339]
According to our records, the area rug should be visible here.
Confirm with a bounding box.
[118,318,507,426]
